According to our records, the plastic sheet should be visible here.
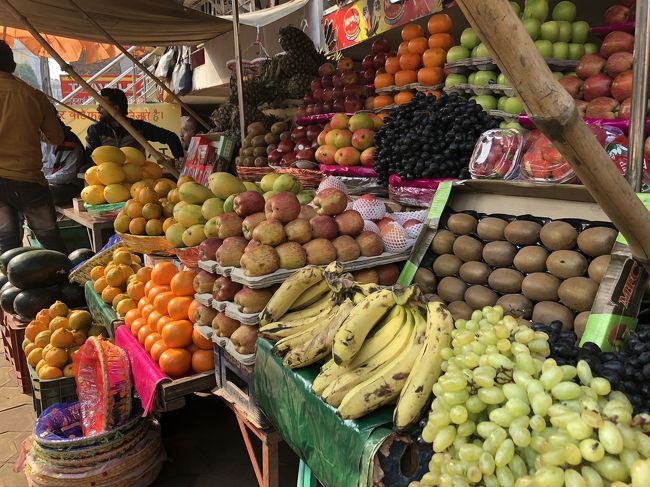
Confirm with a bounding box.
[319,165,378,178]
[254,338,392,487]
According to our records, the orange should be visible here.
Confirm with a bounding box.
[101,286,122,304]
[131,254,142,265]
[35,309,52,326]
[136,267,152,283]
[418,67,445,86]
[401,23,424,41]
[161,320,193,348]
[399,53,421,71]
[150,339,169,362]
[159,348,191,377]
[118,264,135,277]
[395,91,415,105]
[124,308,141,328]
[374,73,395,89]
[170,270,197,297]
[49,316,70,332]
[26,321,48,342]
[153,291,176,315]
[187,343,199,354]
[137,296,149,312]
[427,13,452,34]
[191,349,214,373]
[127,280,146,301]
[131,317,147,336]
[145,332,162,353]
[192,328,212,350]
[168,296,192,320]
[147,310,163,332]
[373,95,394,109]
[144,280,155,296]
[408,37,428,55]
[125,200,144,218]
[187,300,201,324]
[90,266,105,281]
[156,314,174,334]
[137,187,159,205]
[129,217,146,235]
[384,57,400,75]
[423,48,447,68]
[138,325,152,344]
[141,304,155,321]
[395,70,418,87]
[148,284,171,302]
[151,261,177,285]
[105,267,126,287]
[93,277,108,294]
[162,217,175,233]
[397,41,410,56]
[428,33,454,51]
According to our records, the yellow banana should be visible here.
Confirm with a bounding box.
[332,289,396,365]
[348,305,406,366]
[272,306,339,358]
[290,279,331,311]
[258,294,334,340]
[393,302,453,432]
[260,267,324,325]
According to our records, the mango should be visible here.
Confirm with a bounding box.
[97,162,125,185]
[201,198,225,220]
[208,172,246,199]
[165,223,187,247]
[179,182,215,205]
[92,146,125,165]
[176,204,206,227]
[104,184,131,203]
[182,224,207,247]
[120,147,145,165]
[81,185,106,205]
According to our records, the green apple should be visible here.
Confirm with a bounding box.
[552,42,570,59]
[565,71,577,77]
[502,96,525,114]
[584,43,599,55]
[510,1,521,15]
[445,73,468,88]
[540,21,560,42]
[571,21,589,44]
[534,40,553,58]
[568,43,585,60]
[497,73,510,86]
[474,71,498,86]
[552,71,564,80]
[498,96,508,111]
[522,18,541,40]
[471,43,491,58]
[460,28,481,50]
[523,0,549,22]
[552,1,576,22]
[499,121,508,129]
[474,95,498,111]
[446,45,470,63]
[468,72,477,84]
[556,21,572,42]
[504,121,524,130]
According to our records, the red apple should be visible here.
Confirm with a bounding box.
[303,93,314,105]
[268,149,283,164]
[337,57,354,72]
[619,97,631,119]
[291,126,307,143]
[364,69,376,84]
[322,88,333,102]
[340,70,358,86]
[319,63,336,77]
[344,94,362,113]
[575,99,588,117]
[323,102,333,113]
[281,152,297,166]
[333,98,345,113]
[576,54,606,81]
[600,31,635,58]
[611,70,633,102]
[360,147,376,167]
[332,86,344,98]
[310,79,322,93]
[604,5,632,24]
[372,38,390,54]
[321,76,333,88]
[277,140,295,153]
[362,55,374,70]
[373,52,388,70]
[605,51,633,78]
[585,97,620,119]
[306,126,321,141]
[296,149,315,161]
[376,217,394,232]
[312,103,324,115]
[343,84,361,97]
[583,74,613,102]
[312,88,324,102]
[294,139,311,152]
[559,76,584,99]
[265,192,301,222]
[332,73,343,88]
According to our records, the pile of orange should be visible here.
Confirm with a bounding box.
[123,261,214,377]
[90,247,144,315]
[374,14,453,109]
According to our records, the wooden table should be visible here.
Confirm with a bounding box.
[56,206,115,252]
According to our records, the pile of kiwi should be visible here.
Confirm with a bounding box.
[414,211,618,337]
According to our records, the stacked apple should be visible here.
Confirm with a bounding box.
[603,1,636,24]
[302,58,373,117]
[266,121,323,167]
[314,113,383,168]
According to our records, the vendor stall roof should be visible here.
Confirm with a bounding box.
[0,0,232,46]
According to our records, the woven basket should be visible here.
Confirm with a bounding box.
[69,242,126,286]
[116,231,175,256]
[275,167,323,188]
[236,166,274,182]
[174,246,201,269]
[83,202,126,218]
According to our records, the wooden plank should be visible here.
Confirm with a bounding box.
[161,371,216,402]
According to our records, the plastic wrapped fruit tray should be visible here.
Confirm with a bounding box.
[486,109,520,121]
[210,299,259,325]
[444,83,516,97]
[195,293,213,307]
[198,251,409,289]
[444,57,578,74]
[375,82,443,95]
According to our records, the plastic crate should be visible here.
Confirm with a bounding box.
[4,313,31,394]
[26,218,91,254]
[29,366,77,416]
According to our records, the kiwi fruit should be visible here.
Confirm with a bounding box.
[483,241,517,268]
[242,147,255,157]
[427,294,444,303]
[247,122,266,136]
[558,277,598,312]
[521,273,561,302]
[513,246,549,274]
[574,311,590,339]
[488,268,524,294]
[447,301,473,320]
[496,294,533,319]
[253,147,268,157]
[251,135,267,147]
[264,132,280,145]
[431,230,456,255]
[539,221,578,251]
[254,157,268,167]
[588,255,611,284]
[433,254,462,277]
[546,250,588,279]
[464,285,498,309]
[532,301,574,331]
[414,268,437,294]
[271,122,288,134]
[477,217,508,242]
[459,261,491,285]
[453,236,484,262]
[577,227,617,257]
[446,213,477,235]
[504,220,542,246]
[437,277,467,303]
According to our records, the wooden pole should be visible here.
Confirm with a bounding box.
[0,0,179,177]
[46,93,97,122]
[456,0,650,266]
[66,0,212,132]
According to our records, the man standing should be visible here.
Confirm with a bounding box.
[42,121,86,205]
[0,41,66,254]
[86,88,184,160]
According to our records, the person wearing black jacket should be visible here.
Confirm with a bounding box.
[86,88,184,160]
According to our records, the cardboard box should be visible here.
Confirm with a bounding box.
[182,133,237,186]
[398,179,648,351]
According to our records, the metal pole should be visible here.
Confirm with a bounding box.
[232,0,247,146]
[626,1,650,192]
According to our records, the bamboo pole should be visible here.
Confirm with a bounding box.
[456,0,650,266]
[0,0,179,177]
[46,93,97,122]
[65,0,213,133]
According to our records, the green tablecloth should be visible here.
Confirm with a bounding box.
[255,338,393,487]
[84,281,118,337]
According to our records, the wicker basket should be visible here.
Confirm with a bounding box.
[116,231,175,256]
[174,246,201,269]
[275,167,323,188]
[236,166,274,182]
[83,202,126,218]
[69,242,126,286]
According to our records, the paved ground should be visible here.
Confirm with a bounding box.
[0,346,299,487]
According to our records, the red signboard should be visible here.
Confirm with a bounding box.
[60,74,144,104]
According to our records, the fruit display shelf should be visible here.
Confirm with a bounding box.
[374,82,444,95]
[444,57,579,74]
[211,299,259,325]
[444,82,516,97]
[590,20,635,35]
[198,251,410,289]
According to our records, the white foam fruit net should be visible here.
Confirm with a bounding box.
[353,198,386,220]
[381,222,416,253]
[318,176,348,194]
[363,220,380,234]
